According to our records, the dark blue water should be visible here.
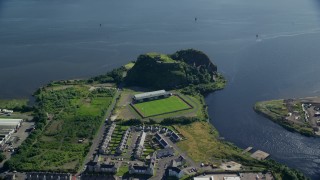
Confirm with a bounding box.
[1,0,320,178]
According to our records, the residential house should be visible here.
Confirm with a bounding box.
[171,155,186,167]
[154,133,170,148]
[130,152,156,176]
[167,167,184,179]
[160,127,168,133]
[152,126,160,132]
[156,147,174,159]
[170,131,181,142]
[100,163,118,173]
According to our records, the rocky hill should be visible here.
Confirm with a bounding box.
[125,49,218,90]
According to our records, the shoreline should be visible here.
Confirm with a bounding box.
[0,50,309,179]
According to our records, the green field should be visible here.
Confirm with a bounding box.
[133,96,191,117]
[7,85,116,172]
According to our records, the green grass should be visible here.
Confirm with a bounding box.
[146,53,176,63]
[133,96,191,117]
[116,165,129,176]
[254,99,288,120]
[0,99,28,109]
[124,63,135,70]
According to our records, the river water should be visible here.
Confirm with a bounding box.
[1,0,320,178]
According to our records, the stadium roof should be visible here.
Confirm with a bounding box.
[133,90,169,101]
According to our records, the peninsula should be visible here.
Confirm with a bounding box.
[255,97,320,137]
[0,49,307,180]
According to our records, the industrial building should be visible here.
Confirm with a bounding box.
[0,119,22,146]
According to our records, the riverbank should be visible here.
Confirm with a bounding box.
[254,99,319,137]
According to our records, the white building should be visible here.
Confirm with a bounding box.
[194,177,214,180]
[0,119,23,146]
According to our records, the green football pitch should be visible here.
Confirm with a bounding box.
[133,96,191,117]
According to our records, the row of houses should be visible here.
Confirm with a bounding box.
[26,172,71,180]
[135,125,160,132]
[87,155,119,174]
[135,125,170,134]
[134,131,146,159]
[116,128,131,154]
[99,123,116,154]
[0,119,23,147]
[135,125,182,142]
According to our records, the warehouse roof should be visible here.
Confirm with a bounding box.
[0,119,22,123]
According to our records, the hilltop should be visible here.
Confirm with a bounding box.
[125,49,222,93]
